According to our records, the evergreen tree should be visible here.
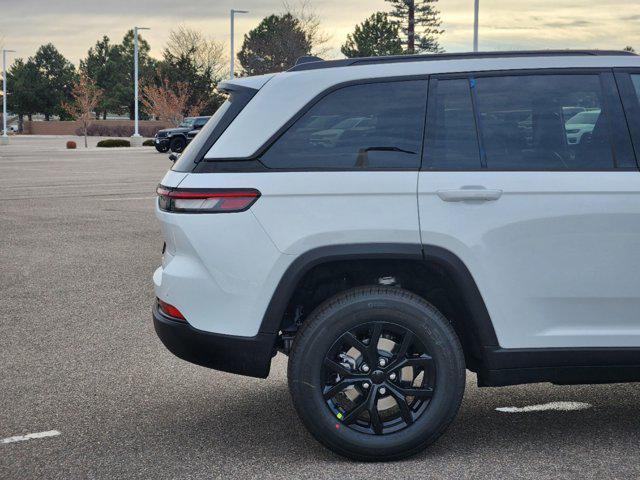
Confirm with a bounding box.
[32,44,77,120]
[238,13,312,75]
[80,36,128,118]
[7,58,41,129]
[341,12,403,58]
[385,0,444,54]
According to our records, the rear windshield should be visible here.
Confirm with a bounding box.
[172,87,256,172]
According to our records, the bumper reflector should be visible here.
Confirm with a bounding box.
[157,298,186,321]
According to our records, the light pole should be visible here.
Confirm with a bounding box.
[2,49,16,145]
[132,26,149,146]
[473,0,479,52]
[230,9,249,79]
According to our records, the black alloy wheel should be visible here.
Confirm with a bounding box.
[323,322,435,436]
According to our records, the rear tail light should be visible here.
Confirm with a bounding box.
[157,298,186,321]
[157,186,260,213]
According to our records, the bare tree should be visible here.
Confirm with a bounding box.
[62,74,103,148]
[282,0,331,57]
[165,25,226,79]
[141,77,204,127]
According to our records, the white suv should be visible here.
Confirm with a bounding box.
[153,50,640,461]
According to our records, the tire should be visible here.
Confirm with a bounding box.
[288,286,465,461]
[170,136,187,153]
[155,144,169,153]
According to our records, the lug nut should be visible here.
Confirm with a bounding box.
[379,387,387,395]
[389,372,397,381]
[361,364,370,373]
[363,382,370,389]
[378,358,387,367]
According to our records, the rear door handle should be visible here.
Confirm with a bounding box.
[436,188,503,202]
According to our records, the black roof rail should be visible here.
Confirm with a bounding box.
[294,55,324,66]
[288,50,637,72]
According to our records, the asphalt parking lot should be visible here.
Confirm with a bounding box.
[1,135,640,479]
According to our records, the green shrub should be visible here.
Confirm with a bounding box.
[142,139,155,146]
[97,139,131,148]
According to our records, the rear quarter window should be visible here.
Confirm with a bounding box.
[172,87,257,172]
[259,80,428,170]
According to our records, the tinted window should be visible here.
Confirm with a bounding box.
[424,79,481,169]
[633,75,640,99]
[475,75,615,170]
[260,81,427,169]
[194,118,208,128]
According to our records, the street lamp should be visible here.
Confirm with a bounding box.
[473,0,479,52]
[132,26,150,146]
[2,49,16,145]
[230,9,249,79]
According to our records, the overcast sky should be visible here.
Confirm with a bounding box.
[0,0,639,64]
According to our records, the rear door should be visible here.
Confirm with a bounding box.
[418,69,640,349]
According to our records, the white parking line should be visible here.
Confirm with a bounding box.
[1,430,61,444]
[496,401,592,413]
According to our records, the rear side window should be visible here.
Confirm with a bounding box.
[633,75,640,98]
[474,74,624,170]
[260,80,428,169]
[623,74,640,158]
[424,72,635,171]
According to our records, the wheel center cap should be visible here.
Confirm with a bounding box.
[371,370,385,384]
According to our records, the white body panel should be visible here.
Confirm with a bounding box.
[154,171,420,335]
[418,171,640,348]
[178,172,420,254]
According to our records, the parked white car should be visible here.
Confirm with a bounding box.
[152,50,640,461]
[565,109,601,144]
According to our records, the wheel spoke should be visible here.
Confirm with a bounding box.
[367,390,383,434]
[323,378,367,400]
[342,395,370,424]
[343,332,375,366]
[343,332,367,353]
[368,323,383,356]
[396,330,414,359]
[390,354,433,372]
[387,384,414,425]
[394,384,434,399]
[324,358,354,378]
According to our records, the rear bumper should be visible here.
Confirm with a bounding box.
[153,303,276,378]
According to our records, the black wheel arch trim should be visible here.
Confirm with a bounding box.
[258,243,499,350]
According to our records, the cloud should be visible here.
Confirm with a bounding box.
[542,19,593,28]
